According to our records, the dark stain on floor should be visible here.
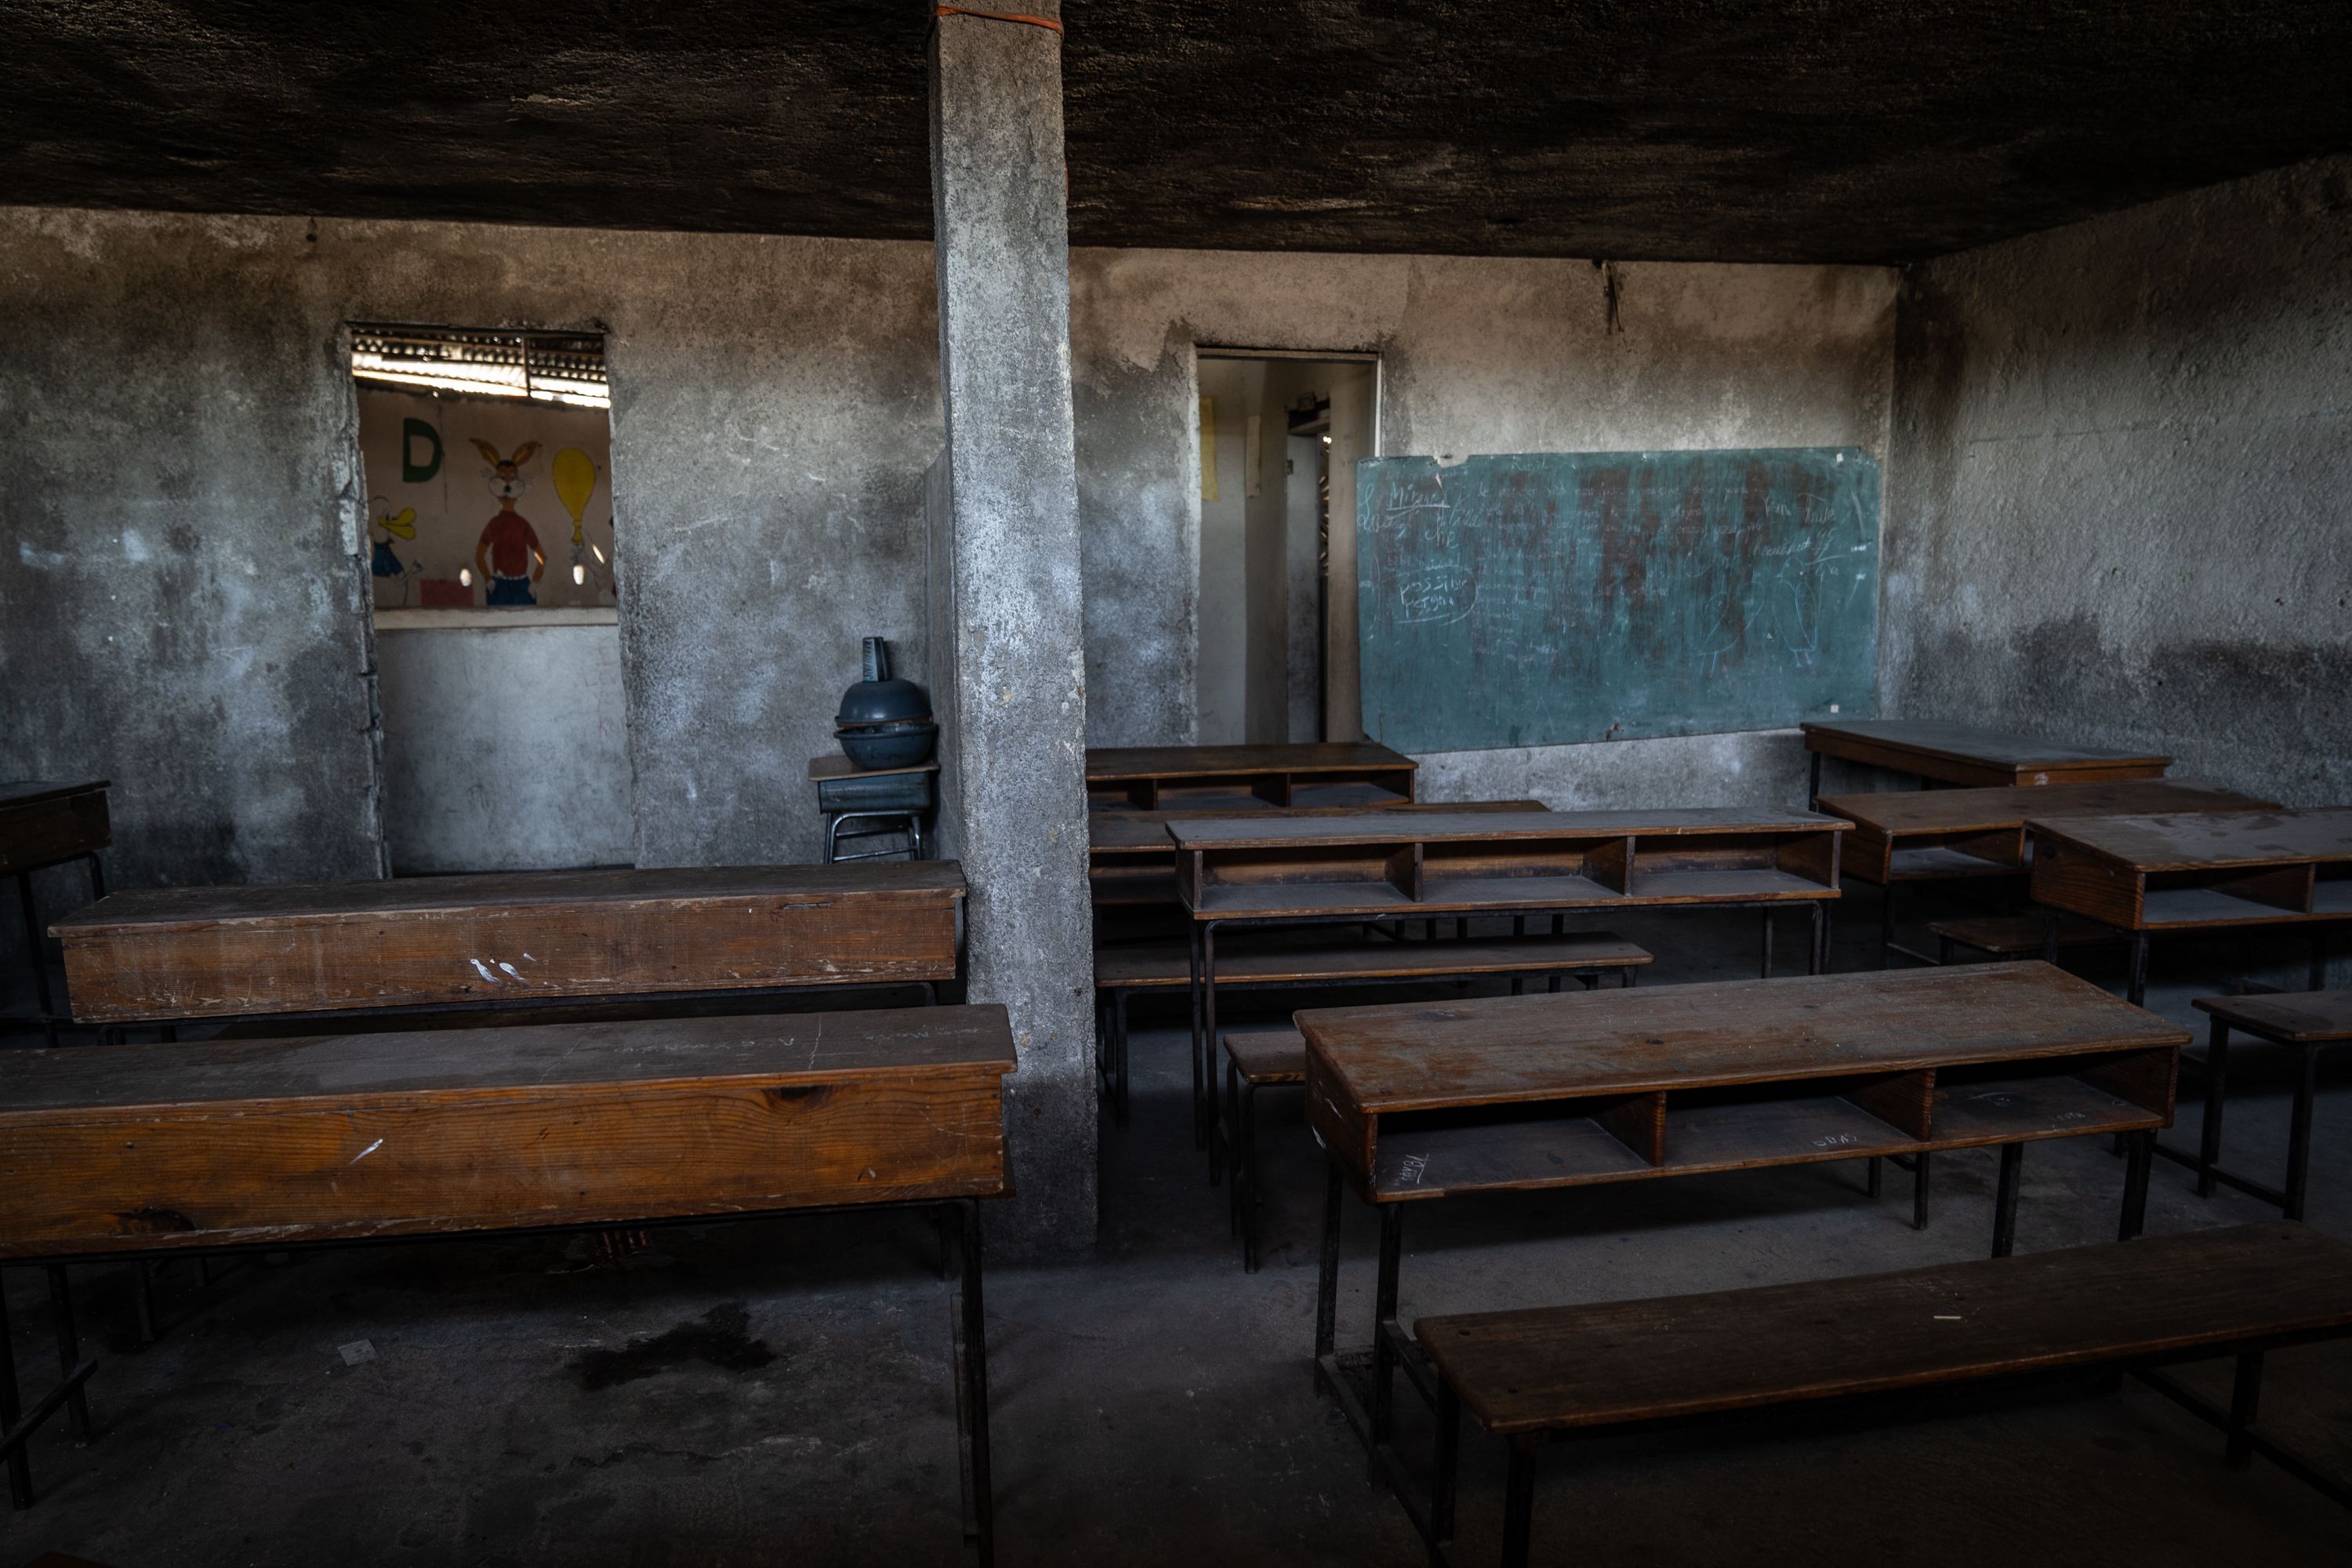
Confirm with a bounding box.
[571,1303,776,1391]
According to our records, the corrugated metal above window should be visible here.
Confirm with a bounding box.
[350,325,608,409]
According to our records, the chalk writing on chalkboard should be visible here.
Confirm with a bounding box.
[1356,448,1879,753]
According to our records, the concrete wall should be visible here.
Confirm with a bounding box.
[1885,154,2352,804]
[1069,251,1900,807]
[0,206,942,902]
[375,615,634,874]
[2,206,1896,919]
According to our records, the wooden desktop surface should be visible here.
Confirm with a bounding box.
[52,862,967,1022]
[1084,742,1414,781]
[1802,720,2170,786]
[1301,962,2183,1114]
[1821,780,2274,838]
[0,1004,1014,1258]
[0,779,111,876]
[2026,808,2352,873]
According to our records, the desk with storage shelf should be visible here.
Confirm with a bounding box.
[1297,961,2188,1468]
[1802,719,2171,799]
[2027,808,2352,1005]
[1086,742,1417,813]
[1167,808,1850,1145]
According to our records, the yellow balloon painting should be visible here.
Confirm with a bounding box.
[553,447,598,544]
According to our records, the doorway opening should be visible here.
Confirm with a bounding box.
[349,325,635,875]
[1193,350,1378,744]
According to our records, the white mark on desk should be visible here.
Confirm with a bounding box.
[470,959,502,984]
[350,1138,384,1164]
[1398,1154,1428,1187]
[497,961,524,981]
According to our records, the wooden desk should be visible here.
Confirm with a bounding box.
[2180,990,2352,1221]
[0,1005,1012,1544]
[2027,808,2352,1004]
[1820,780,2276,964]
[51,862,966,1025]
[1169,808,1849,1145]
[1086,742,1416,811]
[1802,719,2171,796]
[1298,962,2187,1466]
[0,780,110,1045]
[808,755,937,863]
[1089,798,1542,913]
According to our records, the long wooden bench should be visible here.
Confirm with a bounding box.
[1414,1223,2352,1566]
[0,1006,1014,1557]
[1093,930,1653,1131]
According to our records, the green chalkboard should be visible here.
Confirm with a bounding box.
[1356,448,1879,753]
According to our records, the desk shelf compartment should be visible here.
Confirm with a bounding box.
[1626,829,1842,903]
[1090,770,1413,814]
[1929,1050,2174,1146]
[2138,865,2316,929]
[1368,1094,1666,1200]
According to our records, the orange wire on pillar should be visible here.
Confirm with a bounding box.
[933,6,1065,34]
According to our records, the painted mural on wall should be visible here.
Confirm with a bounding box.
[358,387,617,612]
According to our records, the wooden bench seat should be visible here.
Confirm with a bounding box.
[1094,931,1652,1138]
[1929,911,2120,960]
[1414,1222,2352,1565]
[2175,989,2352,1220]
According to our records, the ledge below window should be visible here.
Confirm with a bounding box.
[374,607,620,630]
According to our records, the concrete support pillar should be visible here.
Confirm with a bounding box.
[927,1,1096,1252]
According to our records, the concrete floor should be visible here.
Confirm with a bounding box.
[5,897,2352,1565]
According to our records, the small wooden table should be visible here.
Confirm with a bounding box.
[1170,808,1849,1145]
[1298,962,2187,1467]
[1085,742,1416,812]
[808,755,937,862]
[1802,719,2171,797]
[0,1005,1014,1546]
[0,780,110,1044]
[51,862,966,1027]
[1820,780,2276,964]
[2027,808,2352,1004]
[2179,990,2352,1220]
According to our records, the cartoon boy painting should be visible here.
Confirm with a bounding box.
[470,439,546,605]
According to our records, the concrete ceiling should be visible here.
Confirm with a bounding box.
[6,2,2350,264]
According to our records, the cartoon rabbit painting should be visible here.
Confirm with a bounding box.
[471,439,546,606]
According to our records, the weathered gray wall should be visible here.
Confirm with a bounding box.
[1070,250,1899,808]
[0,207,942,906]
[1885,154,2352,804]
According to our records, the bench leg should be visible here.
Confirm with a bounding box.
[1914,1150,1932,1231]
[1430,1378,1461,1563]
[1370,1203,1404,1460]
[1240,1081,1264,1272]
[1759,909,1773,979]
[2286,1043,2321,1222]
[2197,1021,2230,1200]
[1500,1438,1538,1568]
[1991,1142,2024,1258]
[1203,927,1223,1184]
[1114,989,1132,1130]
[16,872,58,1050]
[2120,1131,2152,1241]
[2227,1351,2265,1471]
[1879,882,1896,970]
[1813,899,1829,975]
[1189,926,1207,1149]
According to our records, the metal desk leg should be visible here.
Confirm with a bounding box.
[2126,931,2150,1008]
[1203,924,1222,1184]
[953,1200,994,1567]
[1991,1143,2024,1258]
[1501,1438,1538,1568]
[2286,1043,2322,1222]
[2227,1352,2265,1471]
[1187,925,1207,1149]
[1760,910,1774,979]
[1370,1203,1403,1457]
[2120,1131,2152,1240]
[1,1278,27,1508]
[45,1269,89,1445]
[2197,1020,2230,1199]
[1314,1165,1344,1371]
[1914,1151,1932,1231]
[16,871,57,1048]
[1867,1156,1882,1199]
[1809,749,1822,805]
[2042,909,2060,967]
[1812,899,1829,975]
[1113,990,1132,1130]
[2311,930,2331,993]
[1878,883,1896,968]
